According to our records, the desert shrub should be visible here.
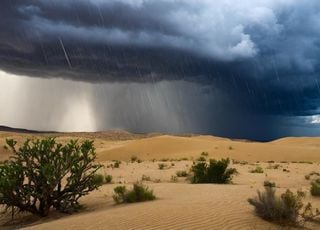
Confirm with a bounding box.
[179,157,189,161]
[196,156,207,162]
[131,155,138,162]
[170,175,178,182]
[112,160,121,168]
[311,179,320,196]
[201,152,209,156]
[305,175,311,180]
[0,138,102,217]
[309,171,320,176]
[248,187,320,226]
[176,170,188,177]
[141,174,151,181]
[158,163,168,170]
[160,158,169,162]
[191,158,237,184]
[250,166,264,174]
[228,146,233,150]
[92,174,105,186]
[105,175,113,184]
[264,180,276,188]
[267,164,281,170]
[113,182,155,204]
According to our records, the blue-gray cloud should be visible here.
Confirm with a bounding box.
[1,0,320,139]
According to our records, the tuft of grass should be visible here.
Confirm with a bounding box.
[113,182,156,204]
[248,187,320,226]
[176,170,188,177]
[264,180,276,188]
[283,168,290,173]
[158,163,168,170]
[179,157,189,161]
[311,179,320,196]
[196,156,207,162]
[160,158,169,162]
[112,160,121,168]
[228,146,233,150]
[250,166,264,174]
[130,155,140,163]
[141,174,151,181]
[201,152,209,156]
[266,164,281,170]
[105,175,113,184]
[170,175,178,182]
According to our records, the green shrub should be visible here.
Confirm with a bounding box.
[170,175,178,182]
[131,155,138,162]
[191,158,238,184]
[201,152,209,156]
[196,156,206,162]
[267,164,281,169]
[248,187,320,226]
[113,160,121,168]
[250,166,264,173]
[176,170,188,177]
[105,175,113,184]
[92,174,105,186]
[179,157,189,161]
[160,158,169,162]
[311,179,320,196]
[158,163,168,170]
[141,174,151,181]
[113,182,155,204]
[0,138,102,217]
[264,180,276,188]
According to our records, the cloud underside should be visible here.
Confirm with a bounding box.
[0,0,320,122]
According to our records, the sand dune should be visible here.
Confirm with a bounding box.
[0,131,320,229]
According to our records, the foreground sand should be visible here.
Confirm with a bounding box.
[0,131,320,229]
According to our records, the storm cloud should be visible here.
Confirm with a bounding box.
[0,0,320,140]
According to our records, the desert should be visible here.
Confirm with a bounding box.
[1,130,320,229]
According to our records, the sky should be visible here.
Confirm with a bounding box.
[1,0,320,141]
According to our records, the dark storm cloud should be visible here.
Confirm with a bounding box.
[1,0,320,120]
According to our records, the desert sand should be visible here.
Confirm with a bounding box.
[1,130,320,229]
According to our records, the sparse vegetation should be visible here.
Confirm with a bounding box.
[0,138,103,217]
[170,175,178,182]
[179,157,189,161]
[191,158,238,184]
[196,156,206,162]
[105,175,113,184]
[267,164,281,169]
[201,152,209,156]
[250,166,264,174]
[264,180,276,188]
[141,174,151,181]
[248,187,320,226]
[93,174,105,186]
[311,179,320,196]
[158,163,168,170]
[113,182,156,204]
[112,160,121,168]
[176,170,188,177]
